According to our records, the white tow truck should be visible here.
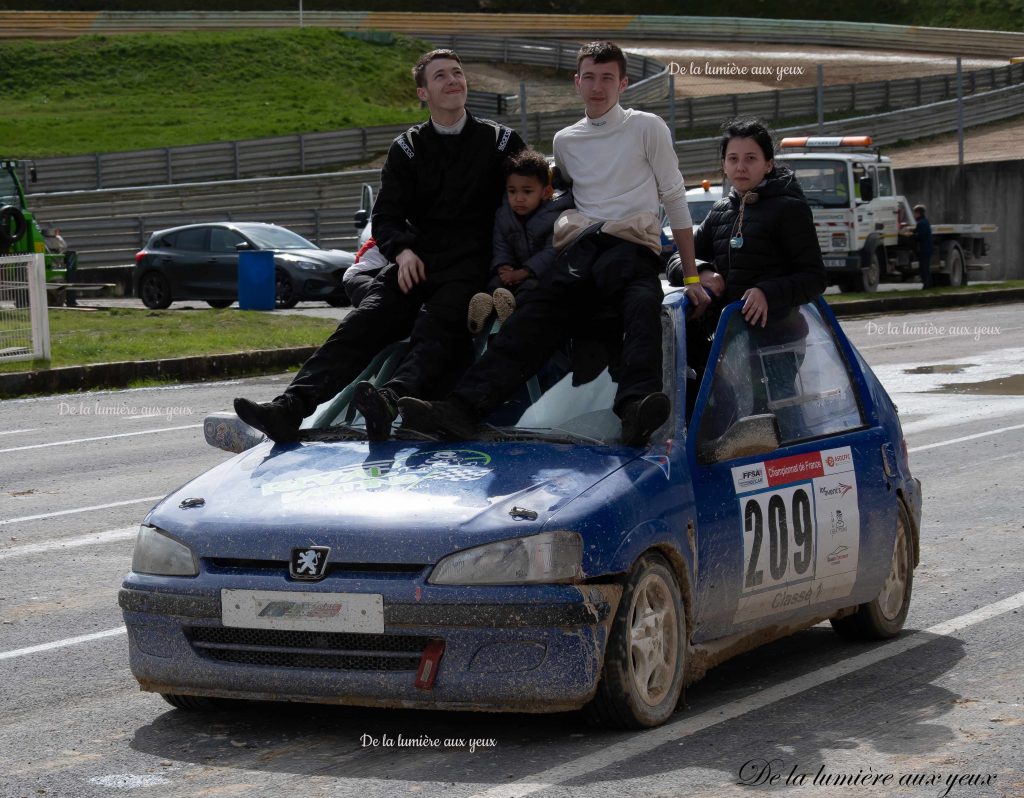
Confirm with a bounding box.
[778,135,997,292]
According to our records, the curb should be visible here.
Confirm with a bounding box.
[826,287,1024,317]
[0,346,316,399]
[1,289,1021,399]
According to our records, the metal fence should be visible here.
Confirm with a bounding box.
[21,55,1022,196]
[0,254,50,363]
[31,80,1024,272]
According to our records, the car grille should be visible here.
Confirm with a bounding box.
[186,626,433,671]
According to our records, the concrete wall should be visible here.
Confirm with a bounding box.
[896,160,1024,281]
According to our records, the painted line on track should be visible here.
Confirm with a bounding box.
[0,424,203,454]
[0,428,39,436]
[908,422,1024,454]
[0,628,127,662]
[0,526,138,561]
[466,590,1024,798]
[0,497,162,527]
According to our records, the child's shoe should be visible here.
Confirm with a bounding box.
[467,293,494,334]
[492,288,516,325]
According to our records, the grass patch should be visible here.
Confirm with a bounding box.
[824,279,1024,303]
[0,306,336,373]
[0,28,430,156]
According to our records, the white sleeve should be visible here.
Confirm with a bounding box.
[645,116,692,230]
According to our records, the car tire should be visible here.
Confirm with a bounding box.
[275,269,299,309]
[851,247,881,293]
[585,552,685,729]
[207,299,233,309]
[138,272,172,310]
[0,204,27,245]
[831,501,913,641]
[161,693,221,711]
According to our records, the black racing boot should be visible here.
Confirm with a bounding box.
[398,397,479,441]
[233,397,303,444]
[352,381,399,441]
[619,392,670,448]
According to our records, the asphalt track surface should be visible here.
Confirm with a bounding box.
[1,303,1022,798]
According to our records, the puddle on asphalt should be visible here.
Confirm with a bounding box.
[904,364,979,374]
[931,374,1024,396]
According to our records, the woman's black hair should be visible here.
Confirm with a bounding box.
[720,119,776,162]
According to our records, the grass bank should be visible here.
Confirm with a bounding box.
[0,306,337,373]
[0,28,429,156]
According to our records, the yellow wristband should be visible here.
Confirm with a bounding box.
[683,276,700,286]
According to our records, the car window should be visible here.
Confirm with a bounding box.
[697,303,864,461]
[688,200,717,225]
[209,228,247,253]
[791,160,850,208]
[308,310,677,446]
[876,167,894,196]
[0,170,19,206]
[174,227,208,251]
[241,226,316,250]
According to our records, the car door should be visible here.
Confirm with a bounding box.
[170,226,212,297]
[686,300,895,642]
[206,227,246,299]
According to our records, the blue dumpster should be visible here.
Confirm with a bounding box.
[238,250,275,311]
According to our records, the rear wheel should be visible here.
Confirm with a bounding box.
[585,552,685,728]
[139,272,172,310]
[831,502,913,640]
[207,299,233,309]
[275,269,298,309]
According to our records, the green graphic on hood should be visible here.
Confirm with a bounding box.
[261,450,493,498]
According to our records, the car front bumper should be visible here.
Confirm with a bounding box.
[119,582,619,713]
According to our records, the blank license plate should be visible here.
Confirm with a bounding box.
[221,589,384,633]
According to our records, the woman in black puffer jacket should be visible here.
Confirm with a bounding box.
[669,119,826,327]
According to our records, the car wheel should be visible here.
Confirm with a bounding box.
[139,272,172,310]
[585,552,685,729]
[275,269,298,309]
[207,299,233,309]
[831,501,913,640]
[161,693,221,711]
[851,247,881,293]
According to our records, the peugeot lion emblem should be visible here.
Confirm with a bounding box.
[290,546,330,581]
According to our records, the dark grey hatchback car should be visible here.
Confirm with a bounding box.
[134,222,355,309]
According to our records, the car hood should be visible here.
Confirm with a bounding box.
[274,248,355,268]
[147,440,637,564]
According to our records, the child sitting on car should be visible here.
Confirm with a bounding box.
[467,149,573,334]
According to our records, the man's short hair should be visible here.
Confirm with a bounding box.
[412,49,462,88]
[503,149,550,185]
[576,41,628,79]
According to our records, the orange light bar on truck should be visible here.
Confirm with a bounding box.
[780,136,873,148]
[701,179,712,191]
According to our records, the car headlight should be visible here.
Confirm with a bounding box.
[131,525,198,576]
[285,259,326,271]
[428,531,582,585]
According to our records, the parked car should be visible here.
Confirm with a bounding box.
[133,222,355,310]
[120,293,921,729]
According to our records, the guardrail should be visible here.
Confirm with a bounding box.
[33,80,1024,271]
[21,53,1022,195]
[3,11,1023,58]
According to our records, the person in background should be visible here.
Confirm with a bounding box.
[913,204,933,289]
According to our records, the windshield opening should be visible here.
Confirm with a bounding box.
[788,159,852,209]
[0,169,21,207]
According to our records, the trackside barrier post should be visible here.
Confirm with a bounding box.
[0,253,50,362]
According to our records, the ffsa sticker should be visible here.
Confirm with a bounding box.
[731,447,859,623]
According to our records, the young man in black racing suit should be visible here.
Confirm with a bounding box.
[234,49,524,442]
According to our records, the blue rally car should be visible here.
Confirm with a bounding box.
[120,293,922,729]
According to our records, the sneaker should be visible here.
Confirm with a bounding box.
[619,392,671,447]
[467,293,494,334]
[353,381,399,441]
[233,397,302,444]
[398,397,479,440]
[491,288,516,325]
